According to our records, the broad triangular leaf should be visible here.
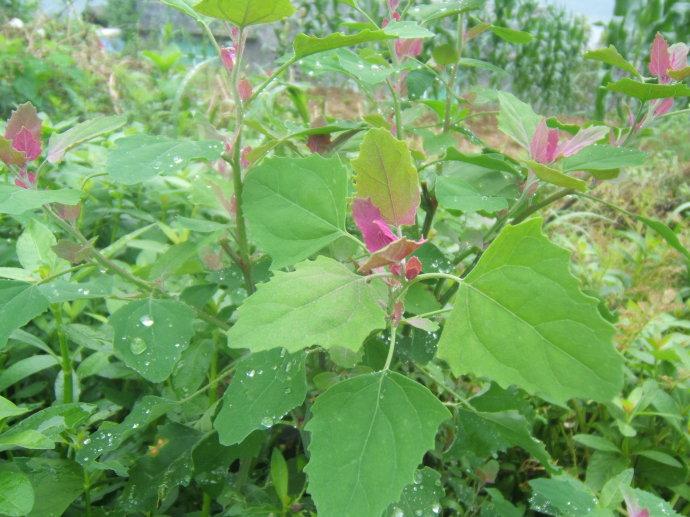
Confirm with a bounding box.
[353,128,420,226]
[193,0,295,26]
[437,218,623,405]
[0,280,50,349]
[243,155,350,269]
[386,468,443,517]
[47,115,127,163]
[106,135,223,184]
[497,91,541,149]
[214,348,307,445]
[0,186,81,216]
[110,299,195,382]
[227,256,387,353]
[305,371,450,517]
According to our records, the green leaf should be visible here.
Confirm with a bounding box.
[606,78,690,101]
[668,66,690,81]
[17,219,66,275]
[444,148,522,176]
[436,163,519,213]
[353,128,420,226]
[271,448,290,508]
[584,45,640,77]
[496,91,541,149]
[38,276,115,303]
[437,218,623,405]
[0,136,26,165]
[433,44,459,65]
[160,0,200,18]
[636,215,690,262]
[458,57,508,75]
[561,145,646,172]
[453,409,554,470]
[0,404,92,452]
[106,135,223,185]
[0,466,34,517]
[529,475,600,516]
[304,371,450,517]
[526,160,588,192]
[0,186,81,216]
[243,155,351,269]
[227,256,387,353]
[0,281,50,349]
[410,0,486,23]
[0,355,59,391]
[293,30,393,59]
[120,422,202,512]
[599,468,633,509]
[573,434,620,453]
[0,395,28,422]
[214,349,308,445]
[622,487,681,517]
[47,115,127,164]
[15,458,83,517]
[382,21,435,39]
[490,25,533,44]
[77,396,176,467]
[110,299,195,383]
[193,0,295,26]
[386,468,443,517]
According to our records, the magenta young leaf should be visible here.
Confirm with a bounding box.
[352,198,397,253]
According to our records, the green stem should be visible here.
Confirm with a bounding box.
[512,188,574,225]
[386,79,403,139]
[443,14,465,133]
[383,325,398,370]
[83,471,92,517]
[228,28,255,295]
[248,57,297,106]
[53,304,73,404]
[201,493,212,517]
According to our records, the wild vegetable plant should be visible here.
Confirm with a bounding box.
[0,1,689,516]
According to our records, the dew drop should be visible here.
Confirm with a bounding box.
[130,337,147,355]
[139,315,154,327]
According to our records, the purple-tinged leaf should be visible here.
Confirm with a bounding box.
[649,33,670,81]
[668,43,688,72]
[12,127,42,161]
[556,125,609,159]
[5,103,41,142]
[358,237,424,273]
[530,119,559,164]
[0,136,26,166]
[352,198,397,253]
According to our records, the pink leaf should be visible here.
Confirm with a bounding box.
[307,133,331,154]
[14,170,36,189]
[669,43,689,71]
[649,32,670,81]
[405,256,423,280]
[240,146,252,169]
[220,46,236,72]
[358,237,425,274]
[12,126,42,161]
[395,38,423,59]
[5,102,41,142]
[55,203,81,223]
[352,198,397,253]
[556,125,609,158]
[238,78,253,102]
[624,494,650,517]
[530,119,559,164]
[654,97,674,116]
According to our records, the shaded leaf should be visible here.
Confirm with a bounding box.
[497,91,541,149]
[110,299,195,383]
[436,163,519,213]
[193,0,295,26]
[0,186,81,216]
[214,348,307,445]
[47,115,127,164]
[0,465,34,517]
[0,280,50,349]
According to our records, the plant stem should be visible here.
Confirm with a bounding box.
[228,28,255,295]
[52,304,74,404]
[386,79,403,139]
[83,471,92,517]
[512,188,575,225]
[443,14,465,133]
[383,325,398,370]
